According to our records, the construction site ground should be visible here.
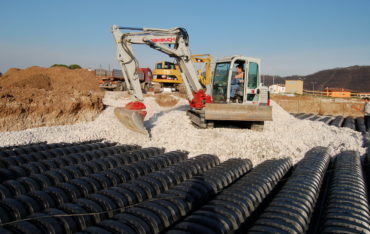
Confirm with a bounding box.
[0,67,369,233]
[271,94,366,117]
[0,90,365,165]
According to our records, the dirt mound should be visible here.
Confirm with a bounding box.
[154,93,179,107]
[1,66,99,92]
[13,74,53,90]
[0,66,104,132]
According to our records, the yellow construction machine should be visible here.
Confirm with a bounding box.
[192,54,212,86]
[152,61,183,91]
[152,54,212,91]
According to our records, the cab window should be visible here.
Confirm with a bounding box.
[212,62,230,102]
[164,62,174,69]
[248,62,258,89]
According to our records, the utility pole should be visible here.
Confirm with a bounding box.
[311,81,317,96]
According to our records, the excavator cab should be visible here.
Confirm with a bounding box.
[200,56,271,130]
[211,56,267,105]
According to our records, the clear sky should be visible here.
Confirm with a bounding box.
[0,0,369,76]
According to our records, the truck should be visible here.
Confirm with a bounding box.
[98,68,152,92]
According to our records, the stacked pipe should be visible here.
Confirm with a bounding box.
[319,151,370,233]
[166,158,292,233]
[356,117,367,133]
[0,142,123,182]
[0,148,177,226]
[294,113,370,133]
[1,140,369,234]
[1,153,219,233]
[83,158,252,233]
[44,154,219,233]
[248,147,330,233]
[0,146,160,199]
[343,116,355,130]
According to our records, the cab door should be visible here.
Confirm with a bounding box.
[211,62,231,103]
[245,61,260,103]
[228,59,247,103]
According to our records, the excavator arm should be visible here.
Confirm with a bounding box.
[111,25,210,134]
[112,25,204,101]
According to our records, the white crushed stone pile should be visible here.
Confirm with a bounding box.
[0,92,365,165]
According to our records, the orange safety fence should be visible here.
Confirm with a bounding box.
[302,90,370,98]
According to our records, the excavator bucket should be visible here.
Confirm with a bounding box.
[114,107,148,135]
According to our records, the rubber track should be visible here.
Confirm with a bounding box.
[0,150,181,224]
[167,158,292,234]
[11,155,219,233]
[249,147,330,233]
[0,146,159,198]
[319,151,370,233]
[80,158,252,234]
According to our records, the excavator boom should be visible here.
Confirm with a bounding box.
[111,25,209,134]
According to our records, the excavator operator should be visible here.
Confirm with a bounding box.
[230,64,245,102]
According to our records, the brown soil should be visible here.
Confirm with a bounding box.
[271,94,365,117]
[154,93,179,107]
[0,66,104,132]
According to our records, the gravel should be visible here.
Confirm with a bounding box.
[0,91,365,165]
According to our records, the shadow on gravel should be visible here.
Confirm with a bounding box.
[144,105,189,136]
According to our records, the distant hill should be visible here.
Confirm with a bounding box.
[262,65,370,92]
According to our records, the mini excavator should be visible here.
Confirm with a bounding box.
[111,25,272,134]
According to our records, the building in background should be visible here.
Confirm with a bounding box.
[285,80,303,94]
[324,88,351,98]
[269,84,285,94]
